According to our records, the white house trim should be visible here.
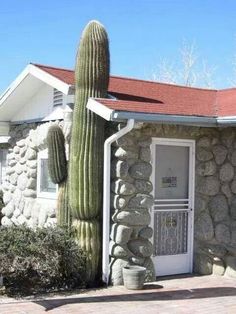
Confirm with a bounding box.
[0,122,10,136]
[37,149,58,200]
[0,64,71,109]
[87,98,114,121]
[150,137,195,276]
[0,136,10,144]
[29,64,70,95]
[0,65,31,105]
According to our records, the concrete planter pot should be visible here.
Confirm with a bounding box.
[123,265,146,290]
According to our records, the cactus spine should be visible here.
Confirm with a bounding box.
[47,125,70,227]
[69,21,110,282]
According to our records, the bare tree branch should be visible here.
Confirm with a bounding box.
[151,58,177,84]
[201,60,216,89]
[179,40,198,86]
[150,40,216,88]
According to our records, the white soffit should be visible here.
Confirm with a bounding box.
[29,64,70,95]
[0,64,71,121]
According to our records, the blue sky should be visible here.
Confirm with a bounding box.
[0,0,236,92]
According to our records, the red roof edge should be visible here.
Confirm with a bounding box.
[31,63,74,73]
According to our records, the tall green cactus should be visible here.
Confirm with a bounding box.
[69,20,110,282]
[47,125,70,227]
[47,125,67,184]
[57,181,71,227]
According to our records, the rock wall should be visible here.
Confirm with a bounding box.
[110,123,236,283]
[3,120,236,280]
[194,128,236,278]
[109,124,155,285]
[1,121,64,228]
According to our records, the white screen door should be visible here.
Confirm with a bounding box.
[151,138,195,277]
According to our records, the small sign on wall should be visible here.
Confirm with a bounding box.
[161,176,177,188]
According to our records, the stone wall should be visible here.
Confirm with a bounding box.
[109,124,155,285]
[1,121,64,228]
[194,128,236,277]
[110,123,236,283]
[3,120,236,280]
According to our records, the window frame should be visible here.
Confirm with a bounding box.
[0,148,8,185]
[37,149,58,199]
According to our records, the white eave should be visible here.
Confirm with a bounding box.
[87,98,236,127]
[87,98,114,121]
[0,64,72,123]
[0,64,71,107]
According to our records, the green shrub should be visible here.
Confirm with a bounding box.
[0,225,87,295]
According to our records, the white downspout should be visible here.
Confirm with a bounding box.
[102,119,135,284]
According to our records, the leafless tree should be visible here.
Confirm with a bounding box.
[201,60,216,89]
[151,40,216,88]
[151,58,177,84]
[179,40,198,86]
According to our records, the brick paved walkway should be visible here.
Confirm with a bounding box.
[1,275,236,313]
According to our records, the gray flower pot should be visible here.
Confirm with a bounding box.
[123,265,146,290]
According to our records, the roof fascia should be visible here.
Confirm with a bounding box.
[112,111,217,127]
[87,98,114,121]
[0,64,31,106]
[0,64,71,107]
[29,64,70,94]
[86,98,217,127]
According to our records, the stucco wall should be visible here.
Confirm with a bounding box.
[110,123,236,284]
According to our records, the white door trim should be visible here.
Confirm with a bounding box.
[150,137,195,276]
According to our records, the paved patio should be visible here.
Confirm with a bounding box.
[1,275,236,313]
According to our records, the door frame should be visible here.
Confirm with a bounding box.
[150,137,195,276]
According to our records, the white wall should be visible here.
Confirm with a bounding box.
[0,122,10,136]
[11,84,54,122]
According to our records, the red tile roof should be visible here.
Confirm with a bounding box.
[216,89,236,117]
[33,63,75,85]
[33,63,236,118]
[107,76,217,117]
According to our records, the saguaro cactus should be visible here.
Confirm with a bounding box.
[69,20,110,282]
[47,125,67,184]
[47,125,70,227]
[57,181,71,227]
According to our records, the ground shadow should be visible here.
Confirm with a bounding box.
[34,286,236,312]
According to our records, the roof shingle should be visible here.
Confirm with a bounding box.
[32,63,236,118]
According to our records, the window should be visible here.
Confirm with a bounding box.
[0,149,7,185]
[37,149,57,199]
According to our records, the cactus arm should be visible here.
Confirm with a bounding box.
[47,125,67,184]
